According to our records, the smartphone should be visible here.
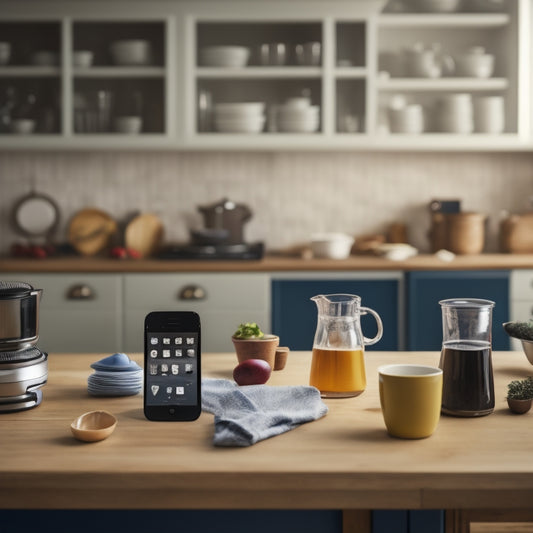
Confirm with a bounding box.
[144,311,201,421]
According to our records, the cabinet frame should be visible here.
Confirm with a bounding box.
[0,0,531,151]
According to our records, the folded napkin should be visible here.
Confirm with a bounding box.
[201,378,328,447]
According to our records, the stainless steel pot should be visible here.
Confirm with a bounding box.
[0,281,42,350]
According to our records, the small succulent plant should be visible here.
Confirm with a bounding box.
[232,322,265,340]
[507,377,533,401]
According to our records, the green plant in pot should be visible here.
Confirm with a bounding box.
[231,322,289,371]
[506,377,533,414]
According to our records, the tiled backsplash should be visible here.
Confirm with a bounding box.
[1,150,533,254]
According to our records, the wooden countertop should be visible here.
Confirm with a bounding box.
[2,253,533,273]
[2,351,533,510]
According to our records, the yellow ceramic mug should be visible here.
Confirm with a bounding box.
[379,364,443,439]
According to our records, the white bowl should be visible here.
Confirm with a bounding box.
[215,102,265,115]
[114,116,143,134]
[10,119,36,134]
[200,46,250,68]
[110,40,152,66]
[310,233,354,259]
[409,0,461,12]
[278,119,319,133]
[215,116,266,133]
[376,243,418,261]
[73,50,94,68]
[283,97,312,109]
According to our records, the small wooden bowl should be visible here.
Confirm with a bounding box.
[71,410,117,442]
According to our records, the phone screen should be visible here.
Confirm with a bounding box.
[144,312,201,420]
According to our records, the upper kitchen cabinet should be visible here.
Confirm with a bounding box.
[184,1,377,149]
[0,21,62,136]
[0,0,531,151]
[0,2,175,149]
[376,0,529,149]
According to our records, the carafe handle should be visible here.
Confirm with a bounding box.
[360,306,383,346]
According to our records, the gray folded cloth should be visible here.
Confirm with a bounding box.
[201,378,328,447]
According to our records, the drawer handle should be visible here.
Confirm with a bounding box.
[179,285,206,301]
[67,284,95,300]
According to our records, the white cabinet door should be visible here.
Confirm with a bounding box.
[123,273,270,352]
[1,273,122,353]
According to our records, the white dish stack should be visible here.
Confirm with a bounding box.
[277,97,320,133]
[435,93,473,134]
[214,102,266,133]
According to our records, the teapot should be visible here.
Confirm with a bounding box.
[198,198,252,244]
[404,42,454,78]
[309,294,383,398]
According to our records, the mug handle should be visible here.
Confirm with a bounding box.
[360,306,384,346]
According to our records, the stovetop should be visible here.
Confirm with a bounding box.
[157,242,264,260]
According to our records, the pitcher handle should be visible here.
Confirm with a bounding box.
[360,306,383,346]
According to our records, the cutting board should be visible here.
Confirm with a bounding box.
[125,213,164,258]
[68,208,117,256]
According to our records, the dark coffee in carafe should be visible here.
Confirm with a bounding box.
[439,342,494,416]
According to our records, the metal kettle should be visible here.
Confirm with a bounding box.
[198,198,252,244]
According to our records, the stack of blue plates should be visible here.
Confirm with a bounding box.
[88,353,143,397]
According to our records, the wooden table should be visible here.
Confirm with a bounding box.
[1,351,533,528]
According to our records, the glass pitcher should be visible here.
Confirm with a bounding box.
[309,294,383,398]
[439,298,495,417]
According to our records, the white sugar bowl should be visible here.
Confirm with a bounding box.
[455,47,495,78]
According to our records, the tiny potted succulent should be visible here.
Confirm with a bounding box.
[231,322,288,371]
[506,377,533,414]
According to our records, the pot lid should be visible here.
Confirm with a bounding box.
[0,281,34,299]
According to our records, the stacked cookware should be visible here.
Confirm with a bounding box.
[0,281,48,412]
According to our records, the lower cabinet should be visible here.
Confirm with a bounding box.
[0,273,122,353]
[123,273,270,353]
[406,270,511,351]
[271,272,404,351]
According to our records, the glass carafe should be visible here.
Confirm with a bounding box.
[439,298,495,417]
[310,294,383,398]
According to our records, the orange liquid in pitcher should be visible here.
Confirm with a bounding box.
[310,348,366,398]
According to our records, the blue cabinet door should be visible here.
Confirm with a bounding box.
[271,277,401,351]
[406,270,510,351]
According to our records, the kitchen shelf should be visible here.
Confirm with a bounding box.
[377,77,509,91]
[0,67,60,78]
[73,67,166,78]
[195,67,322,79]
[378,13,510,27]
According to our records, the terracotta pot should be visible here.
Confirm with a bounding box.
[232,335,289,370]
[507,397,532,414]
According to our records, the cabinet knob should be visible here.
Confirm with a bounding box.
[179,285,206,301]
[67,284,95,300]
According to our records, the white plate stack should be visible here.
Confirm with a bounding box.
[277,97,320,133]
[435,93,473,134]
[214,102,266,133]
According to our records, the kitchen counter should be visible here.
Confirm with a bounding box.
[2,253,533,272]
[2,350,533,513]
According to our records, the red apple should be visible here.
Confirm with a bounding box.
[233,359,272,386]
